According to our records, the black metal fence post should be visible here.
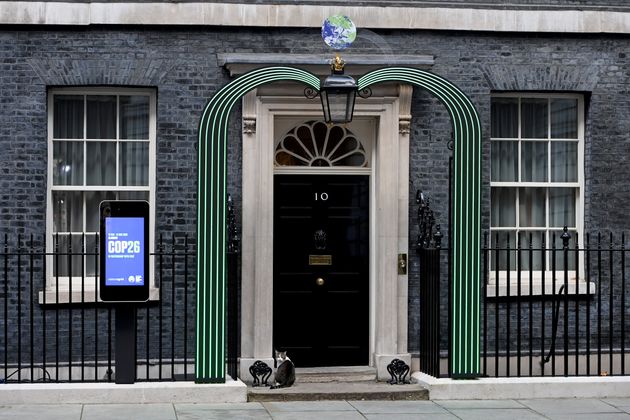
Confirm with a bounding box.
[419,245,441,377]
[416,192,444,378]
[226,194,241,381]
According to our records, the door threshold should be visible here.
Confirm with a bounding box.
[295,366,375,374]
[294,366,376,383]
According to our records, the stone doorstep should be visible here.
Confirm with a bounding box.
[295,366,377,383]
[247,381,429,402]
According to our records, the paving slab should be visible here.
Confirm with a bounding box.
[448,408,547,420]
[263,401,355,412]
[364,414,460,420]
[0,404,82,420]
[269,411,365,420]
[175,402,270,420]
[175,402,265,411]
[81,403,177,420]
[177,408,272,420]
[436,399,525,409]
[519,398,622,415]
[546,414,630,420]
[349,400,447,414]
[605,399,630,408]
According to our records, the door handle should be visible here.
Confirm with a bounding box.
[315,277,325,286]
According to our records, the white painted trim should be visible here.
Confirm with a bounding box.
[274,167,372,175]
[45,87,157,300]
[0,379,247,404]
[485,280,596,297]
[413,371,630,400]
[2,2,630,34]
[239,90,409,377]
[489,93,586,289]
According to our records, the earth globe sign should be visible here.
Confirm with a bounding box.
[321,15,357,51]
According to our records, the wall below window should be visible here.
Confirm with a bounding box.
[0,26,628,361]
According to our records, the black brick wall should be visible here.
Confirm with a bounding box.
[1,27,630,369]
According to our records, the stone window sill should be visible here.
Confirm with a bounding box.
[486,281,596,298]
[38,287,160,305]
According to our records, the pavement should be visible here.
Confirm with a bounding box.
[4,398,630,419]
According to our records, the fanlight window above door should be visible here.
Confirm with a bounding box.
[275,121,368,167]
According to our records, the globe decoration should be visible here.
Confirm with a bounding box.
[321,15,356,51]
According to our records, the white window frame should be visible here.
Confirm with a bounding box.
[42,87,157,303]
[273,119,372,172]
[488,92,591,296]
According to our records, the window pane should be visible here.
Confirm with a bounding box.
[53,191,83,232]
[87,95,116,139]
[296,125,316,156]
[119,142,149,186]
[519,187,546,227]
[551,98,578,139]
[521,141,548,182]
[86,142,116,186]
[120,96,150,140]
[53,141,83,185]
[85,191,116,232]
[549,188,576,228]
[491,188,516,227]
[118,191,149,201]
[52,234,83,277]
[550,141,577,182]
[491,141,518,182]
[313,121,328,156]
[518,230,544,271]
[491,231,516,271]
[53,95,84,139]
[491,98,518,138]
[521,98,548,139]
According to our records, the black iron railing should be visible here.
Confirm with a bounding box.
[226,194,241,381]
[0,233,197,383]
[418,227,630,378]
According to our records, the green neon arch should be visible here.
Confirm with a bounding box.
[359,68,481,378]
[196,66,480,383]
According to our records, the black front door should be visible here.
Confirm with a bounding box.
[273,174,369,367]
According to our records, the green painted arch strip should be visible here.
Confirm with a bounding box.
[196,67,320,383]
[359,67,482,378]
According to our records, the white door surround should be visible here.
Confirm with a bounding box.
[239,84,413,381]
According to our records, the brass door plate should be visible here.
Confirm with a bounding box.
[309,255,332,265]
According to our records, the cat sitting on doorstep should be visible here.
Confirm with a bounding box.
[270,350,295,389]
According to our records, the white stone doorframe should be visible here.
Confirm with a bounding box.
[238,85,413,382]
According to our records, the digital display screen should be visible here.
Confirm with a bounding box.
[105,217,145,287]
